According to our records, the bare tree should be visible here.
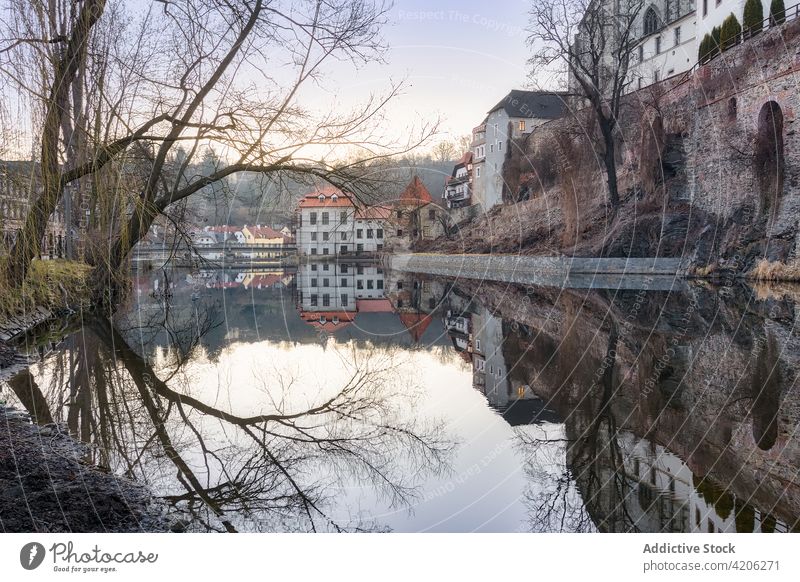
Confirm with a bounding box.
[0,0,436,303]
[527,0,645,208]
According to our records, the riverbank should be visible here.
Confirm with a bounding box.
[0,406,170,532]
[0,260,92,323]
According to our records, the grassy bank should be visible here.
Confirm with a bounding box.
[0,260,92,322]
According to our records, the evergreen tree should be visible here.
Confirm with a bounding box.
[720,14,742,49]
[743,0,764,35]
[770,0,786,25]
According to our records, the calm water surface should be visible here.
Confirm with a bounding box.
[4,263,799,532]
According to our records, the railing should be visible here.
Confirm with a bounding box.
[699,3,800,65]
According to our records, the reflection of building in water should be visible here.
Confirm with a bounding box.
[296,261,391,333]
[576,431,791,533]
[441,296,557,425]
[385,270,439,344]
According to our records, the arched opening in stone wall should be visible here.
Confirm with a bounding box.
[754,101,785,219]
[727,97,737,121]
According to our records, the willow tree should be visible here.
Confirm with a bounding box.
[527,0,645,208]
[0,0,434,304]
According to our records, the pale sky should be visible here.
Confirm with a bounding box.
[327,0,534,143]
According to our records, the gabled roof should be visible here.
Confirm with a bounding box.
[299,310,356,333]
[244,225,286,240]
[398,176,433,206]
[488,90,567,120]
[399,312,433,343]
[355,205,392,220]
[298,186,355,208]
[205,225,240,234]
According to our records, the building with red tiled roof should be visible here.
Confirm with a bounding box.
[444,152,473,209]
[295,187,389,256]
[398,175,433,206]
[398,312,433,344]
[299,310,356,333]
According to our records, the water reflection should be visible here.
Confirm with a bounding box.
[2,264,799,532]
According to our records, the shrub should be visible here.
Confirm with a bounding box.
[744,0,764,34]
[770,0,786,25]
[720,14,742,50]
[698,33,716,62]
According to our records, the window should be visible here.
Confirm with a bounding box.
[357,280,364,289]
[322,247,329,255]
[643,7,659,36]
[367,280,374,290]
[311,232,318,241]
[476,166,481,177]
[340,245,348,254]
[412,229,419,237]
[341,294,348,307]
[397,229,403,237]
[428,209,435,220]
[310,212,317,225]
[340,264,348,273]
[322,232,329,241]
[310,294,318,306]
[331,194,338,202]
[376,228,383,239]
[397,281,403,290]
[357,266,364,275]
[665,0,672,21]
[323,278,330,287]
[655,35,661,54]
[489,144,494,153]
[703,0,708,16]
[638,45,644,62]
[322,294,330,307]
[310,248,317,255]
[377,243,383,250]
[674,26,681,46]
[376,279,384,290]
[357,228,363,238]
[340,211,348,224]
[366,228,373,239]
[311,278,318,287]
[396,210,403,219]
[356,243,364,252]
[318,194,325,202]
[518,120,525,132]
[340,232,347,240]
[311,263,318,271]
[341,278,348,287]
[498,141,502,151]
[654,70,660,82]
[323,263,330,271]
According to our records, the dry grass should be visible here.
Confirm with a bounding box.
[749,259,800,282]
[0,259,92,322]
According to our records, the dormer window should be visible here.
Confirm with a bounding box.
[331,194,338,202]
[318,194,325,202]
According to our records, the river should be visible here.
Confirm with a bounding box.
[2,262,798,533]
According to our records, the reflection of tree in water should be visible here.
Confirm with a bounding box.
[14,313,453,532]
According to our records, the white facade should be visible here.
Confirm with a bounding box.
[296,190,389,257]
[296,262,387,313]
[629,9,697,89]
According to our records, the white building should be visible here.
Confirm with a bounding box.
[295,187,390,257]
[628,0,697,89]
[476,91,568,210]
[443,152,473,209]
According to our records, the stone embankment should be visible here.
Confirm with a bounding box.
[390,253,686,290]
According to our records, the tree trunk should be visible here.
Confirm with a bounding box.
[599,119,621,208]
[5,0,106,285]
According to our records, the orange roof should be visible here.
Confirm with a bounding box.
[245,225,285,239]
[245,274,282,289]
[458,151,473,166]
[355,205,392,220]
[356,299,394,313]
[398,176,433,206]
[399,312,433,343]
[299,310,356,333]
[298,186,355,208]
